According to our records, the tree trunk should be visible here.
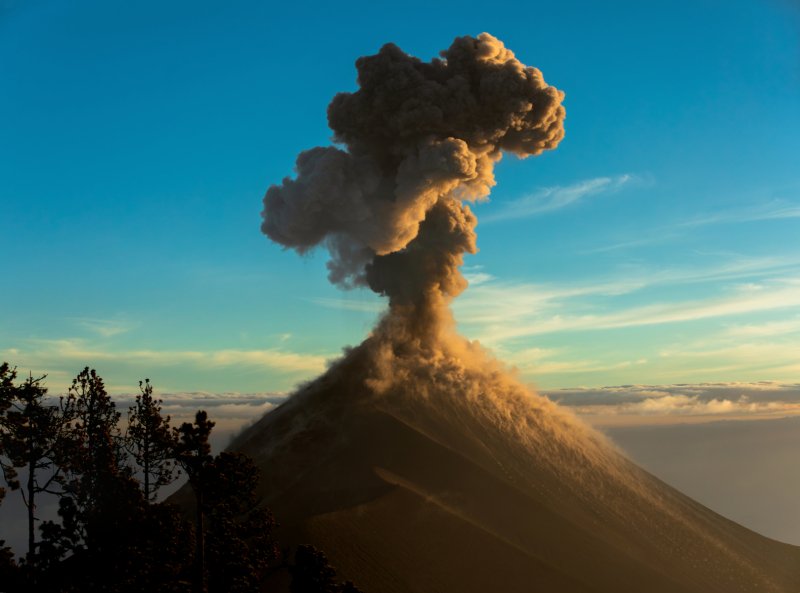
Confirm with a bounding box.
[194,489,206,593]
[27,443,35,568]
[143,445,150,503]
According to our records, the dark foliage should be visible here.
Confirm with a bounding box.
[56,368,132,555]
[174,410,215,593]
[0,363,356,593]
[204,452,279,593]
[291,545,339,593]
[126,378,178,502]
[0,538,19,591]
[34,498,194,593]
[291,545,364,593]
[31,368,196,593]
[0,362,15,508]
[175,414,281,593]
[0,367,72,576]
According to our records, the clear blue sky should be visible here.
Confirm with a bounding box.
[2,0,799,395]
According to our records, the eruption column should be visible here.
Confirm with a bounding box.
[262,33,566,370]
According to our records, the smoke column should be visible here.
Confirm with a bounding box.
[259,32,615,474]
[262,31,620,494]
[262,32,564,352]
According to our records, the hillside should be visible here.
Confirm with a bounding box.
[232,343,800,593]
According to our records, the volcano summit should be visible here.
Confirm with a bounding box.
[241,33,800,592]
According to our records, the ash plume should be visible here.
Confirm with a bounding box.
[262,32,564,307]
[261,33,569,424]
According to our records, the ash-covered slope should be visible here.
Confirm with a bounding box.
[232,341,800,593]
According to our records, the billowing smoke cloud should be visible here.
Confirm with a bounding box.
[262,32,565,314]
[262,33,574,451]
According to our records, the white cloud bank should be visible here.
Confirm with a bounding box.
[92,382,800,450]
[545,382,800,426]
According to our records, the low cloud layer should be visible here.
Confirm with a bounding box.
[111,391,288,451]
[96,382,800,450]
[545,382,800,426]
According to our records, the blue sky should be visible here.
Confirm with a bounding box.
[1,0,799,395]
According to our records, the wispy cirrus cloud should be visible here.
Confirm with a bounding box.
[724,316,800,337]
[307,296,384,313]
[34,339,329,373]
[680,200,800,228]
[481,174,636,223]
[502,346,648,376]
[479,281,800,343]
[462,265,495,287]
[582,191,800,253]
[0,338,332,392]
[656,338,800,376]
[581,235,676,254]
[454,258,800,344]
[449,256,800,387]
[71,317,138,338]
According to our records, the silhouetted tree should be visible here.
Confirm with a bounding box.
[290,545,339,593]
[36,511,80,580]
[174,410,215,593]
[125,378,178,502]
[1,365,287,593]
[127,501,194,592]
[36,491,196,593]
[0,539,18,592]
[0,365,11,587]
[36,369,196,593]
[0,362,17,504]
[0,362,14,404]
[0,370,69,574]
[290,546,364,593]
[204,452,279,593]
[56,368,135,558]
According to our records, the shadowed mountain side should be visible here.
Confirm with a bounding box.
[230,345,800,593]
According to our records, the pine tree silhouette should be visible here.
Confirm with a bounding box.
[125,378,178,503]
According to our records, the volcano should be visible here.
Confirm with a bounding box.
[244,33,800,592]
[231,340,800,593]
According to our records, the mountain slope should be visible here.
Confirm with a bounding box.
[231,347,800,593]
